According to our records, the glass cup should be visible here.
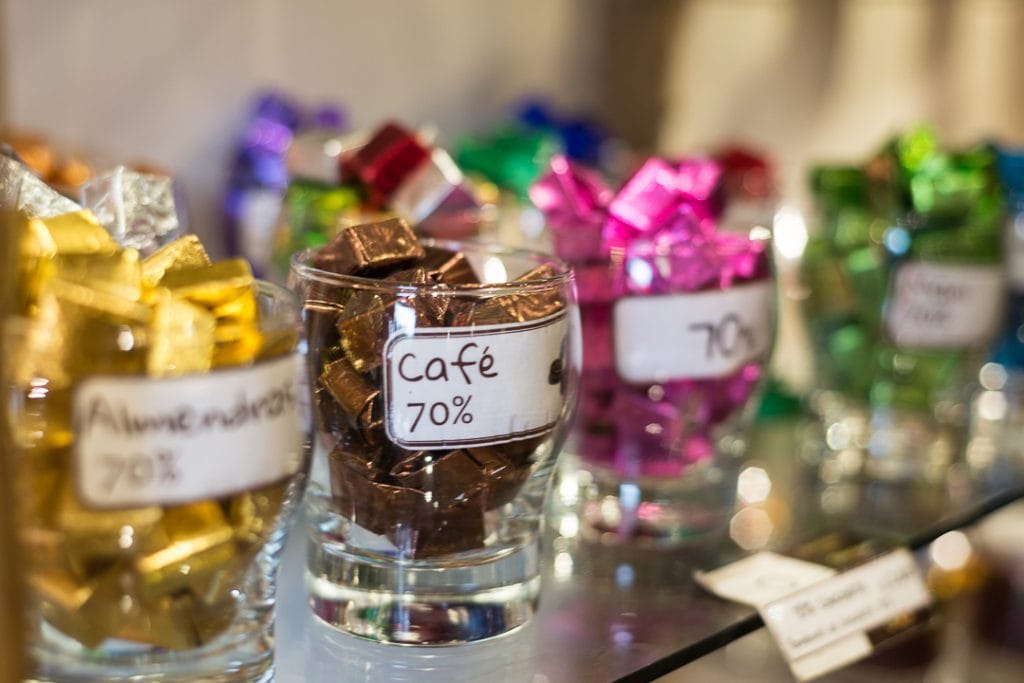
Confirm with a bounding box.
[558,232,776,546]
[802,213,1004,483]
[290,240,579,645]
[11,281,310,682]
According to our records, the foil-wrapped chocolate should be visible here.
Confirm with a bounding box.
[1,150,23,210]
[80,166,183,256]
[313,217,425,275]
[336,267,446,372]
[141,234,211,287]
[321,356,381,430]
[449,263,565,326]
[15,167,82,218]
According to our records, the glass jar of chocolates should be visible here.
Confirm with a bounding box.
[290,217,580,645]
[8,212,310,682]
[531,156,776,545]
[802,130,1004,482]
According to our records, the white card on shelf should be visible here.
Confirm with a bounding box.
[761,549,931,680]
[697,549,931,681]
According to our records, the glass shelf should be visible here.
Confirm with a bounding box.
[274,418,1024,682]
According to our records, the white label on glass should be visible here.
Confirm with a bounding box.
[613,281,773,383]
[74,354,304,508]
[383,311,568,449]
[761,549,931,665]
[1008,214,1024,291]
[886,262,1003,348]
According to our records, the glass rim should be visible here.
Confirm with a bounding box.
[288,237,575,296]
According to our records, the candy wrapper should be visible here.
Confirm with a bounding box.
[455,99,609,201]
[221,93,491,278]
[223,93,350,273]
[531,155,774,479]
[5,160,306,658]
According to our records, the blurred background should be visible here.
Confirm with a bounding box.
[4,2,1024,682]
[3,0,1023,251]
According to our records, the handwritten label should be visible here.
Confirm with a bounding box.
[383,311,568,449]
[886,262,1003,348]
[613,281,773,384]
[761,549,931,664]
[74,354,305,508]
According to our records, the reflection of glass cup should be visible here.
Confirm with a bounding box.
[290,241,579,645]
[802,166,1004,483]
[12,282,309,682]
[561,232,776,545]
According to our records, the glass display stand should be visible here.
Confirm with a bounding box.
[274,419,1024,682]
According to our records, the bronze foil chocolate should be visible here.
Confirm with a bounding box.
[321,356,382,430]
[421,246,478,285]
[449,263,564,326]
[312,217,425,275]
[336,267,446,372]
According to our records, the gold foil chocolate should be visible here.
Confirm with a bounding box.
[321,357,382,429]
[313,217,425,275]
[17,279,151,386]
[29,568,95,615]
[188,555,251,607]
[211,288,258,320]
[14,386,74,452]
[135,502,234,599]
[229,480,288,547]
[110,593,201,650]
[257,328,300,360]
[55,480,164,560]
[158,258,255,305]
[141,234,211,288]
[33,211,118,255]
[189,595,240,644]
[212,330,263,368]
[33,570,113,648]
[147,294,216,377]
[55,249,142,301]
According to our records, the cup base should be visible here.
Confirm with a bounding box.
[554,454,736,548]
[808,394,962,484]
[306,533,541,645]
[29,604,275,683]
